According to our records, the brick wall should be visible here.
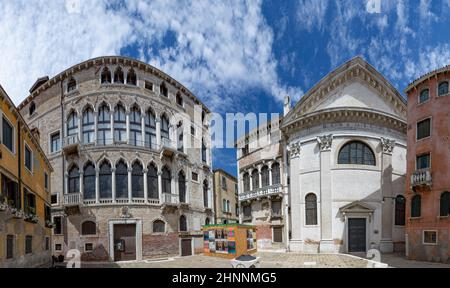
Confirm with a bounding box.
[142,232,179,259]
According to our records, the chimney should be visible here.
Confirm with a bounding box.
[284,95,291,116]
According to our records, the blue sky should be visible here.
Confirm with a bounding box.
[0,0,450,177]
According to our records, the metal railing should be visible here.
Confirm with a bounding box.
[411,168,432,188]
[238,184,283,202]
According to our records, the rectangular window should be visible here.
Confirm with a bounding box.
[54,216,62,235]
[25,236,32,254]
[191,125,195,136]
[416,154,431,170]
[145,81,153,91]
[417,118,431,140]
[55,244,62,251]
[25,144,32,172]
[192,172,199,182]
[2,174,20,209]
[51,194,58,205]
[243,205,252,218]
[45,205,51,223]
[44,172,49,191]
[50,132,60,153]
[2,116,14,153]
[423,231,437,245]
[24,189,36,215]
[85,243,94,252]
[45,237,50,251]
[6,235,14,259]
[221,176,227,190]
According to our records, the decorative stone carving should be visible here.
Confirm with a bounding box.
[381,137,396,154]
[288,142,301,159]
[120,207,132,219]
[317,134,333,151]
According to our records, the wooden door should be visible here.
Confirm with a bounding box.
[181,239,192,256]
[114,224,136,261]
[273,227,283,243]
[348,218,366,252]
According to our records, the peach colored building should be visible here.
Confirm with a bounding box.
[405,65,450,263]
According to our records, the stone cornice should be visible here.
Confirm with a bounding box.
[406,65,450,93]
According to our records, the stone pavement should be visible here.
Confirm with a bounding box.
[380,253,450,268]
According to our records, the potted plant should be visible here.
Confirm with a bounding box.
[45,220,55,228]
[11,207,25,219]
[25,207,38,223]
[0,197,8,211]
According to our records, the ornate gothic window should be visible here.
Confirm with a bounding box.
[82,107,95,144]
[115,160,128,199]
[438,81,449,96]
[179,215,187,232]
[114,104,127,142]
[338,141,375,166]
[147,163,159,199]
[411,195,421,218]
[305,193,318,226]
[99,160,112,199]
[272,163,281,185]
[68,165,80,194]
[127,68,137,85]
[179,171,186,203]
[203,180,209,208]
[395,196,406,226]
[161,115,170,144]
[440,191,450,217]
[129,106,142,146]
[145,110,157,149]
[67,111,78,138]
[261,166,270,187]
[83,162,96,200]
[243,173,250,192]
[132,162,144,198]
[67,77,77,92]
[81,221,96,236]
[202,140,207,163]
[101,67,111,84]
[114,67,124,84]
[251,169,259,190]
[97,104,111,145]
[162,166,171,194]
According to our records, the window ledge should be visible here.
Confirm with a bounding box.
[409,217,422,220]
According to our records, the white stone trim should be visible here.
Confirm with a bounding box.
[108,219,143,262]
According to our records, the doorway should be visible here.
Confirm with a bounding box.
[273,227,283,243]
[113,224,137,261]
[181,238,192,256]
[348,218,366,252]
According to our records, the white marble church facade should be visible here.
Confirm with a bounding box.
[281,57,408,253]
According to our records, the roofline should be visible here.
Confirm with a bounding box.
[0,84,53,172]
[213,169,237,182]
[234,116,283,146]
[405,64,450,93]
[17,55,211,113]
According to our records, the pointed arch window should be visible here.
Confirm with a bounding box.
[132,162,144,198]
[67,78,77,93]
[177,122,184,153]
[338,141,375,166]
[145,110,157,149]
[99,161,112,199]
[68,165,80,194]
[438,81,449,96]
[203,180,209,208]
[162,167,171,194]
[83,163,96,200]
[205,218,210,225]
[147,164,159,200]
[395,196,406,226]
[179,215,187,232]
[202,140,207,163]
[161,115,170,144]
[116,160,128,199]
[411,195,421,218]
[97,104,111,145]
[179,171,186,203]
[261,166,270,187]
[130,106,142,146]
[160,82,168,97]
[271,163,281,185]
[305,193,318,226]
[114,104,127,142]
[82,107,95,144]
[440,192,450,217]
[243,173,250,192]
[67,112,78,138]
[114,67,124,84]
[176,93,183,106]
[101,67,111,84]
[127,68,137,86]
[29,102,36,116]
[251,170,259,190]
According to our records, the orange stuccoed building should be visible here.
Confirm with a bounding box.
[405,65,450,263]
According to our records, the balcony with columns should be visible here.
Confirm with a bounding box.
[62,134,81,155]
[411,168,432,192]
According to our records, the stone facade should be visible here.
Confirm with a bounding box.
[405,66,450,263]
[213,169,238,224]
[18,56,213,262]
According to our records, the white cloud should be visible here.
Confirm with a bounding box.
[404,44,450,80]
[0,0,300,111]
[296,0,329,32]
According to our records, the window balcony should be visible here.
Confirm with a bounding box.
[238,184,283,202]
[62,135,80,155]
[64,193,83,207]
[160,138,178,158]
[162,193,179,207]
[411,168,432,191]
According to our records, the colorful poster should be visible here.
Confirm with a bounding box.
[203,231,209,241]
[228,241,236,254]
[227,228,235,241]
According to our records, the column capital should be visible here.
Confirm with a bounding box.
[143,169,149,174]
[288,141,301,159]
[317,134,333,151]
[381,137,396,155]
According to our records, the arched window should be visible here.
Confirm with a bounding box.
[411,195,421,218]
[202,140,207,163]
[162,167,171,194]
[419,89,429,103]
[114,104,127,142]
[205,218,210,225]
[251,170,259,190]
[82,107,95,144]
[243,173,250,192]
[179,215,187,232]
[440,192,450,217]
[153,220,165,233]
[203,180,209,208]
[160,82,168,97]
[127,68,137,86]
[101,67,111,84]
[438,81,449,96]
[116,160,128,199]
[99,160,112,199]
[114,67,124,84]
[67,111,78,138]
[83,163,96,200]
[272,163,281,185]
[81,221,96,236]
[338,141,375,166]
[395,196,406,226]
[147,163,159,199]
[67,77,77,92]
[29,102,36,116]
[177,122,184,153]
[129,106,142,146]
[161,115,170,144]
[68,165,80,194]
[176,93,183,106]
[223,199,227,212]
[261,166,270,187]
[131,162,144,198]
[145,110,157,149]
[179,171,186,203]
[97,104,111,145]
[305,193,318,226]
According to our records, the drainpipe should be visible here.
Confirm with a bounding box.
[18,121,22,210]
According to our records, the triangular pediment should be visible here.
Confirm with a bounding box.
[283,57,407,127]
[339,201,375,214]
